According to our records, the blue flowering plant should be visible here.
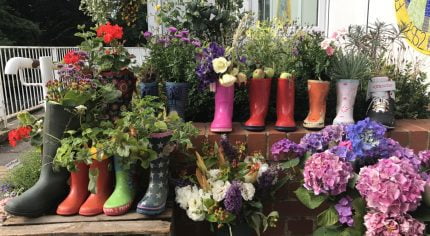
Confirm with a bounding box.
[272,118,430,235]
[142,27,201,83]
[175,135,282,235]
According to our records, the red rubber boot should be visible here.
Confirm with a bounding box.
[243,78,272,132]
[275,77,296,132]
[79,158,113,216]
[56,162,90,215]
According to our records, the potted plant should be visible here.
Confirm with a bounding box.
[175,136,281,235]
[330,49,370,125]
[292,28,335,129]
[136,60,159,97]
[142,27,201,119]
[345,22,405,129]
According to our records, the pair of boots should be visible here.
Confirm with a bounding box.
[242,78,296,132]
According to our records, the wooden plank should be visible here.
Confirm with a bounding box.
[3,208,172,226]
[0,220,171,235]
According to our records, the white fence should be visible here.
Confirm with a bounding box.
[0,46,147,128]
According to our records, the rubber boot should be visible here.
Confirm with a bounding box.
[243,79,272,132]
[79,158,113,216]
[140,81,158,97]
[56,162,90,215]
[103,157,135,216]
[275,78,296,132]
[303,80,330,130]
[5,103,79,217]
[210,82,234,133]
[137,132,172,215]
[333,80,359,125]
[165,82,189,119]
[366,77,396,129]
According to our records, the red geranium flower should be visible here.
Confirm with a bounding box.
[96,22,123,44]
[64,51,80,64]
[8,126,32,147]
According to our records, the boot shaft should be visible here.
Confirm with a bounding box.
[140,81,159,97]
[165,82,189,118]
[90,159,113,195]
[276,78,295,114]
[336,80,359,111]
[248,78,272,114]
[215,82,235,103]
[307,80,330,112]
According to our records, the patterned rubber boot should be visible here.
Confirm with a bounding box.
[103,157,135,216]
[333,79,359,125]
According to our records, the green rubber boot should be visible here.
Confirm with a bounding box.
[103,157,135,216]
[5,103,79,217]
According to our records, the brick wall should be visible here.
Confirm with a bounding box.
[176,120,430,236]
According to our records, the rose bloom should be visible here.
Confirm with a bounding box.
[212,57,231,74]
[326,46,335,56]
[219,74,236,87]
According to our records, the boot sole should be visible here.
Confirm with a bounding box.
[103,202,133,216]
[274,126,297,132]
[136,203,166,216]
[5,204,54,218]
[242,125,265,132]
[210,128,233,133]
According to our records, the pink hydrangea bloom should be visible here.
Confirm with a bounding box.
[303,152,353,195]
[356,157,425,215]
[364,211,425,236]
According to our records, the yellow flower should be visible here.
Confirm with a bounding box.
[219,74,237,87]
[212,57,231,74]
[89,146,108,160]
[155,4,161,11]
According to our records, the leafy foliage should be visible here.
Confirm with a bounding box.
[330,51,371,81]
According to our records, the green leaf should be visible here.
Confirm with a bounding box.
[206,214,218,223]
[248,213,262,236]
[317,206,339,227]
[281,157,300,169]
[313,226,342,236]
[62,90,91,107]
[294,187,327,209]
[348,173,358,189]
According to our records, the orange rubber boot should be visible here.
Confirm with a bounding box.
[79,158,113,216]
[275,78,296,132]
[303,80,330,129]
[243,78,272,132]
[56,162,90,215]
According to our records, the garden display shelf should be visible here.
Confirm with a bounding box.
[0,207,172,235]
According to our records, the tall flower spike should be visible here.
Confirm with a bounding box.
[196,169,209,191]
[195,152,208,174]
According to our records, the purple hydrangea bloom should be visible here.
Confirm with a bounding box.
[345,118,386,158]
[271,138,305,161]
[335,196,354,226]
[364,212,425,236]
[299,125,345,153]
[329,145,356,162]
[418,150,430,168]
[224,181,242,215]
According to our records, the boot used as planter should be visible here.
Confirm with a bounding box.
[165,82,189,119]
[210,82,234,133]
[275,77,296,132]
[243,78,272,132]
[79,158,113,216]
[103,157,135,216]
[137,132,172,216]
[333,79,359,125]
[140,81,158,97]
[56,162,90,215]
[5,103,79,217]
[303,80,330,130]
[366,77,396,129]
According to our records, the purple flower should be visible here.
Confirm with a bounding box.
[167,26,177,33]
[179,29,189,37]
[356,156,425,215]
[270,138,305,161]
[256,166,280,196]
[195,42,226,89]
[329,145,356,161]
[299,125,345,153]
[143,31,153,38]
[418,150,430,168]
[180,37,190,43]
[303,152,353,195]
[335,197,354,226]
[239,56,246,63]
[220,134,238,162]
[224,181,242,215]
[364,212,425,236]
[191,39,201,47]
[345,118,386,158]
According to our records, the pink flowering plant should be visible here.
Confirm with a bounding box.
[270,118,429,235]
[174,135,283,235]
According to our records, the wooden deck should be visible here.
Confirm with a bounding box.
[1,208,173,235]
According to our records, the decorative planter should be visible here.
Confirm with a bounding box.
[210,82,234,133]
[303,80,330,130]
[275,77,296,132]
[165,82,189,119]
[140,81,158,97]
[333,79,359,125]
[243,78,272,132]
[366,76,396,129]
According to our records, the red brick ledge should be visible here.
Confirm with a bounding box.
[192,120,430,159]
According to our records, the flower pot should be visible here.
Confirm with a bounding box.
[140,81,158,97]
[333,79,359,125]
[303,80,330,130]
[216,222,254,236]
[210,82,234,133]
[165,82,189,119]
[101,70,137,121]
[243,78,272,132]
[275,77,296,132]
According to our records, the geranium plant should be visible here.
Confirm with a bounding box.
[175,135,282,235]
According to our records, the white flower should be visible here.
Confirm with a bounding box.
[211,180,231,202]
[75,105,87,113]
[240,182,256,201]
[186,196,206,221]
[175,185,194,209]
[320,39,332,50]
[219,74,237,87]
[208,169,221,181]
[258,163,269,178]
[212,57,231,74]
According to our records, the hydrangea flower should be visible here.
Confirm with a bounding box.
[335,196,354,226]
[356,156,425,215]
[271,138,305,161]
[345,118,386,158]
[418,150,430,168]
[363,212,425,236]
[299,125,345,153]
[224,181,242,215]
[303,152,353,195]
[329,144,356,162]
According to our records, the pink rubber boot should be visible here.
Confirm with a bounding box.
[210,82,234,133]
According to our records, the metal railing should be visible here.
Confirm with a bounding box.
[0,46,147,128]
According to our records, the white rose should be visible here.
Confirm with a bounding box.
[211,180,231,202]
[240,182,256,201]
[219,74,237,87]
[212,57,231,74]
